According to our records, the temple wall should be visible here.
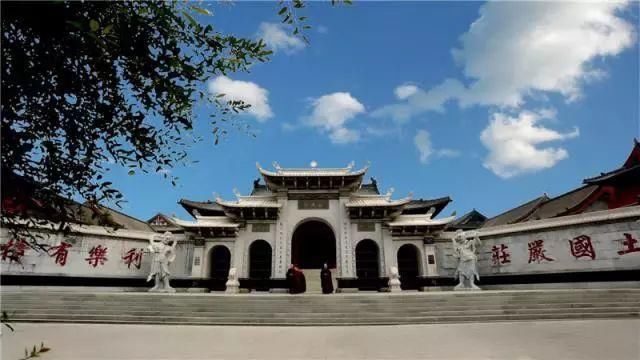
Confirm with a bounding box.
[0,227,192,279]
[435,207,640,278]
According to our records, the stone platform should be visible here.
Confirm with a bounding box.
[1,288,639,326]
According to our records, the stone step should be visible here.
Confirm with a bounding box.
[5,306,637,317]
[3,289,638,325]
[8,312,638,326]
[5,296,638,306]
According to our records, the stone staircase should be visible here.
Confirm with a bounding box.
[1,288,638,326]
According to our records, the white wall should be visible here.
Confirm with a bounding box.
[1,227,191,278]
[436,215,640,277]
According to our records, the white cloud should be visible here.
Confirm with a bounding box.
[374,1,635,120]
[257,22,305,54]
[480,109,580,178]
[394,84,419,100]
[208,76,273,122]
[414,130,433,164]
[414,130,460,164]
[304,92,365,144]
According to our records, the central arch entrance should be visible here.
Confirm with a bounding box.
[291,220,336,269]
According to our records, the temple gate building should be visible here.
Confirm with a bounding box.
[173,162,454,292]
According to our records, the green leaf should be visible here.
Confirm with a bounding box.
[190,5,211,16]
[89,19,99,32]
[278,7,288,15]
[102,24,113,34]
[128,170,135,176]
[182,11,198,28]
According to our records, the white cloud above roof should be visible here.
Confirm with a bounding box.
[414,129,460,164]
[208,76,273,122]
[480,109,580,178]
[303,92,365,144]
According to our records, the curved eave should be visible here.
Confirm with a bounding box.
[345,197,412,208]
[215,198,281,209]
[387,215,456,227]
[171,216,240,228]
[256,162,370,178]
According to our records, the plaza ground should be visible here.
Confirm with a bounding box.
[2,320,638,360]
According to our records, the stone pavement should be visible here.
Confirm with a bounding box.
[1,320,638,360]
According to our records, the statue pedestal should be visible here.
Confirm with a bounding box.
[453,286,481,292]
[388,279,402,293]
[225,280,240,294]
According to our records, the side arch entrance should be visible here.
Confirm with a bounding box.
[209,245,231,291]
[355,239,381,291]
[397,244,420,290]
[291,220,336,269]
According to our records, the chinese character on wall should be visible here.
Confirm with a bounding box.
[1,239,27,264]
[528,239,554,263]
[122,248,143,269]
[48,241,73,266]
[491,244,511,266]
[618,233,640,256]
[86,245,108,267]
[568,235,596,260]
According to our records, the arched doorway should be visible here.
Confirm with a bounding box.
[291,220,336,269]
[397,244,420,290]
[356,239,380,278]
[249,240,272,279]
[210,245,231,291]
[356,239,380,291]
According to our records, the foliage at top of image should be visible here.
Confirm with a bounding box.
[1,0,349,241]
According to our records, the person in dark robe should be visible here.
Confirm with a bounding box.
[294,265,306,294]
[320,263,334,294]
[286,264,296,294]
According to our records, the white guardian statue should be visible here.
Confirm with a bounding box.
[452,230,481,291]
[147,231,178,292]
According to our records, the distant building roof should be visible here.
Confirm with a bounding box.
[401,197,452,217]
[483,195,550,228]
[178,199,226,218]
[449,209,487,230]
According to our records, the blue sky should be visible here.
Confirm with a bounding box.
[110,1,639,221]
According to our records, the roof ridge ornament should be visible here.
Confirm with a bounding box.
[385,187,395,200]
[346,161,355,171]
[233,188,242,199]
[272,161,282,171]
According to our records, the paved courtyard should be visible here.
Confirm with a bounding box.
[1,319,638,360]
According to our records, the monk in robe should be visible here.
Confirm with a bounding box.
[286,264,298,294]
[294,264,306,294]
[320,263,333,294]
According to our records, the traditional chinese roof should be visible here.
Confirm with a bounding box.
[147,213,183,232]
[171,215,240,228]
[483,195,550,228]
[355,178,380,195]
[178,199,226,217]
[256,161,369,191]
[387,214,456,227]
[584,138,640,184]
[401,197,452,217]
[522,185,599,221]
[215,196,281,208]
[448,209,487,230]
[345,193,412,208]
